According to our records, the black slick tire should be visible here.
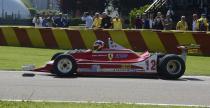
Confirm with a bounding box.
[53,54,77,77]
[51,52,64,60]
[158,54,185,79]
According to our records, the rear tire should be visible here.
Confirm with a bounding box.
[53,54,77,77]
[158,54,185,79]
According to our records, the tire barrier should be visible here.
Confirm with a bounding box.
[0,27,210,55]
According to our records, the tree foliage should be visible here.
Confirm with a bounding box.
[28,8,37,17]
[129,4,150,19]
[129,4,150,27]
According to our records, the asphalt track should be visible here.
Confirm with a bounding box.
[0,71,210,106]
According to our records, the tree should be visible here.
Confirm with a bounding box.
[28,8,37,17]
[129,4,150,27]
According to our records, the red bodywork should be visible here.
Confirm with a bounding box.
[32,39,160,76]
[34,48,158,76]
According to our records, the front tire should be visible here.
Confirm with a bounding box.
[51,52,63,60]
[158,54,185,79]
[53,54,77,77]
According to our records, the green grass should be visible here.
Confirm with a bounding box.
[0,46,209,76]
[185,56,210,76]
[0,101,206,108]
[0,46,64,71]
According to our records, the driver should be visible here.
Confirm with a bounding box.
[93,40,105,51]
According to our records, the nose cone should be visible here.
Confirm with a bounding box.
[33,61,54,73]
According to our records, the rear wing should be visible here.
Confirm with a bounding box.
[177,44,200,62]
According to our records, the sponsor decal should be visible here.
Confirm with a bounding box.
[107,53,128,60]
[78,68,145,72]
[121,64,131,69]
[113,68,144,72]
[92,54,107,57]
[78,65,101,72]
[91,65,101,72]
[108,53,114,61]
[115,54,128,59]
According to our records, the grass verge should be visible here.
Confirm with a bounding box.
[0,101,206,108]
[0,46,64,71]
[0,46,209,76]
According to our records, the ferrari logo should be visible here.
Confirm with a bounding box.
[108,53,114,61]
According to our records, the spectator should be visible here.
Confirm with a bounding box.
[124,18,130,29]
[209,21,210,31]
[198,14,209,31]
[164,14,173,30]
[47,15,54,27]
[100,12,112,29]
[176,16,188,31]
[142,13,150,29]
[81,12,93,28]
[62,14,70,27]
[192,14,199,31]
[51,14,57,27]
[112,16,122,29]
[135,14,143,29]
[32,14,43,28]
[166,7,174,19]
[42,15,49,27]
[92,12,102,29]
[153,12,164,30]
[149,14,154,29]
[54,13,66,27]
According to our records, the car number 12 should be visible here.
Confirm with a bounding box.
[146,60,156,71]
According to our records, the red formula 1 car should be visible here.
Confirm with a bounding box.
[24,39,193,79]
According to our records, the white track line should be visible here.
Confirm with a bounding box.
[1,99,209,108]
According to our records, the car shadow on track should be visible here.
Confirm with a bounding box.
[178,77,205,81]
[22,73,205,81]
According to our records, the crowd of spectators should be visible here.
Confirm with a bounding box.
[32,11,209,32]
[81,12,122,29]
[175,13,208,31]
[32,13,70,28]
[32,12,123,30]
[134,11,173,30]
[134,11,209,31]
